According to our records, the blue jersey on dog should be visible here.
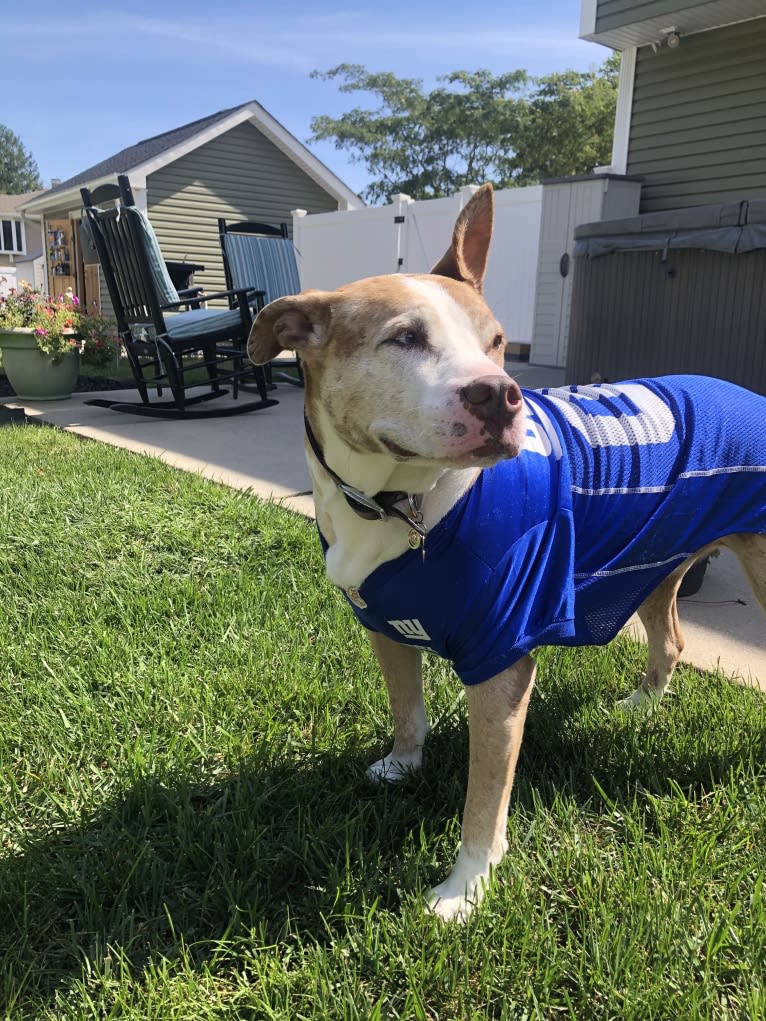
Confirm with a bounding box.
[335,376,766,685]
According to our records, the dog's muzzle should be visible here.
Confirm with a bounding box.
[455,375,524,460]
[460,376,522,426]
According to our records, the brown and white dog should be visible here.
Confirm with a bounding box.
[248,184,766,921]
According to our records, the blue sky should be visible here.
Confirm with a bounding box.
[5,0,610,197]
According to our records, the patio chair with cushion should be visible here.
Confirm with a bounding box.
[79,180,206,309]
[218,218,304,387]
[80,175,277,418]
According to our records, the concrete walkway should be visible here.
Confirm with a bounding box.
[4,363,764,692]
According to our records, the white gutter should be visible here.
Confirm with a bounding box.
[579,0,598,38]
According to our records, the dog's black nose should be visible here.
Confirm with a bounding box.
[460,376,522,422]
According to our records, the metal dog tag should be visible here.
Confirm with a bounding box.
[408,528,423,550]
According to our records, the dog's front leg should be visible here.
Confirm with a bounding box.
[365,630,430,783]
[428,655,536,921]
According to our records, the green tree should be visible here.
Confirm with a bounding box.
[310,57,619,203]
[504,54,621,185]
[0,125,42,194]
[310,65,527,203]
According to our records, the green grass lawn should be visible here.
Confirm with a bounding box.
[1,425,765,1020]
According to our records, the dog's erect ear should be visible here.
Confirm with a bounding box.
[431,182,494,293]
[247,291,333,364]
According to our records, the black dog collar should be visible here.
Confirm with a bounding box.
[304,414,426,539]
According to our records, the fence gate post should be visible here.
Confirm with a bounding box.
[291,208,307,285]
[389,193,414,273]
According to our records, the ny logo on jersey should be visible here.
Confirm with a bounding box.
[388,618,432,641]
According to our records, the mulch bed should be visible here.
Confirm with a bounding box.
[0,375,133,399]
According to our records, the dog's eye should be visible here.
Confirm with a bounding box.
[491,333,505,350]
[387,327,427,348]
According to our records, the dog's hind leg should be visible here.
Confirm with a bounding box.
[720,533,766,615]
[620,534,766,709]
[619,562,688,709]
[365,630,430,783]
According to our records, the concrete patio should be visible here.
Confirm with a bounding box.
[3,360,765,693]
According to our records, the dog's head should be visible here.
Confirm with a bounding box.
[248,183,525,468]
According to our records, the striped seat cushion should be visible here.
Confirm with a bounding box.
[126,207,180,308]
[222,234,300,305]
[164,307,244,341]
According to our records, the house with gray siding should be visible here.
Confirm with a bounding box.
[17,101,362,311]
[581,0,766,212]
[565,1,766,393]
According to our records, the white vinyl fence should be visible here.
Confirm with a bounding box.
[292,185,543,347]
[0,255,46,296]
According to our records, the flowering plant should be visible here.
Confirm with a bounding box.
[0,282,118,366]
[77,306,119,369]
[0,282,80,361]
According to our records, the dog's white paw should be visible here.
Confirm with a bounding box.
[425,846,504,921]
[617,685,670,711]
[426,878,483,922]
[365,750,423,784]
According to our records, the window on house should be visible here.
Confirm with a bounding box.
[0,219,25,255]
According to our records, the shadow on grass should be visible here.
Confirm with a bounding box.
[0,737,462,1012]
[3,657,765,1013]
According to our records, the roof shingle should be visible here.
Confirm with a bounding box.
[43,104,246,197]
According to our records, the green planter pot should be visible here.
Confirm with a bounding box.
[0,328,80,400]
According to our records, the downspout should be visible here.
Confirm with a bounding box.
[610,47,637,175]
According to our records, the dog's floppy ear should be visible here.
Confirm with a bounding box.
[431,182,494,293]
[247,291,333,364]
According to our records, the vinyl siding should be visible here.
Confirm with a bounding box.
[596,0,694,34]
[147,121,340,298]
[627,17,766,212]
[593,0,766,41]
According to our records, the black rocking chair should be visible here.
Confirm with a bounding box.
[80,175,277,418]
[218,218,304,387]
